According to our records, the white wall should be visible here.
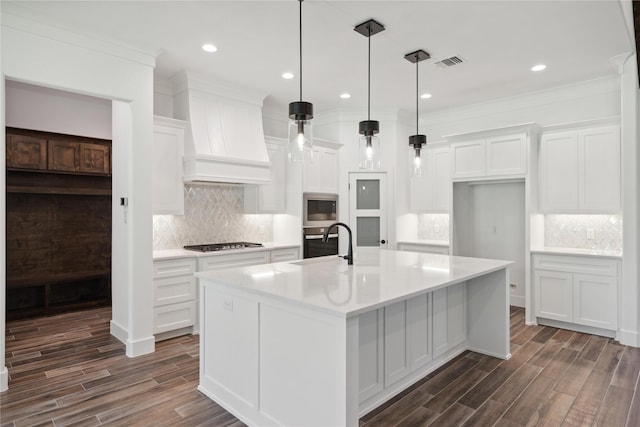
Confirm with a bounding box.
[2,4,156,391]
[6,80,112,138]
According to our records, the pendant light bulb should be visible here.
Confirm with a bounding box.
[288,0,313,163]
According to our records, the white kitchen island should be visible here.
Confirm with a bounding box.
[196,249,512,427]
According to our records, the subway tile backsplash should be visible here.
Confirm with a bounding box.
[153,184,273,250]
[544,214,622,251]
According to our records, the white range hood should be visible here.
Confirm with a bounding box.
[172,71,271,184]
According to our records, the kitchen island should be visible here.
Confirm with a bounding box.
[197,249,512,427]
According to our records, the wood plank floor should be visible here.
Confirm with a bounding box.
[2,306,639,426]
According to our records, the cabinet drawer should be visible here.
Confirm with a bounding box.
[6,134,47,170]
[153,258,196,278]
[397,243,449,255]
[153,301,195,334]
[270,247,300,263]
[532,254,617,276]
[153,275,196,307]
[198,251,270,271]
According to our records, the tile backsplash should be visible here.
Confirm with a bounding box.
[417,214,450,241]
[544,214,622,251]
[153,184,273,250]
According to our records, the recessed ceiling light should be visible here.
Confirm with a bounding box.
[420,93,432,99]
[340,93,351,99]
[202,43,217,53]
[531,64,546,72]
[282,72,294,79]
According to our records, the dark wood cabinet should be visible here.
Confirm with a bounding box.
[48,140,80,172]
[6,133,47,170]
[80,143,111,174]
[6,128,112,176]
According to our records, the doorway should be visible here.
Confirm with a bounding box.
[349,172,388,249]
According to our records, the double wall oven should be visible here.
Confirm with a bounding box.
[302,193,339,259]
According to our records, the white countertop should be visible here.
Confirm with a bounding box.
[397,240,450,247]
[530,247,623,259]
[153,242,301,261]
[197,248,512,318]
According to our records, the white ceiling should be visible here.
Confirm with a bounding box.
[4,1,634,115]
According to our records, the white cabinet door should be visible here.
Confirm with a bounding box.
[432,283,465,358]
[539,131,579,212]
[573,274,617,330]
[407,293,431,369]
[486,134,526,176]
[245,140,287,213]
[451,139,485,178]
[383,301,410,387]
[358,309,383,403]
[534,270,573,322]
[409,146,450,212]
[152,116,186,215]
[321,148,339,193]
[579,126,620,212]
[304,146,339,194]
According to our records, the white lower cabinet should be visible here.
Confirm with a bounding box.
[152,258,197,339]
[359,286,466,407]
[533,254,619,331]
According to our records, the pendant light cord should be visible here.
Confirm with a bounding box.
[299,0,303,102]
[367,24,371,121]
[415,56,419,135]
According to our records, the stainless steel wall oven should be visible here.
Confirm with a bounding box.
[303,193,339,259]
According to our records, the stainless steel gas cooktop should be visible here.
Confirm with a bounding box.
[183,242,264,252]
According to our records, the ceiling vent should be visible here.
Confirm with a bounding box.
[435,56,465,68]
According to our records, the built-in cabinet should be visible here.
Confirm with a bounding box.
[152,116,186,215]
[152,258,197,339]
[533,254,619,332]
[538,125,620,213]
[245,137,287,213]
[450,133,526,180]
[303,141,339,194]
[409,144,450,212]
[359,282,465,406]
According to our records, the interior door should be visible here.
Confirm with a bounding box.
[349,173,387,248]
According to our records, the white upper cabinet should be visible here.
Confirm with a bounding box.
[245,137,287,213]
[450,133,526,180]
[303,141,340,194]
[152,116,186,215]
[539,125,620,213]
[409,145,450,212]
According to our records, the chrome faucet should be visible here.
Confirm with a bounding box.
[322,222,353,265]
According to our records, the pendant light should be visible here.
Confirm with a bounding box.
[355,19,385,170]
[405,49,430,177]
[288,0,313,163]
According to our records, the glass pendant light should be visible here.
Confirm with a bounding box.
[288,0,313,163]
[405,49,430,177]
[355,19,385,170]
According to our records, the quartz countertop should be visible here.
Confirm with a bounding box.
[197,248,512,318]
[530,247,623,259]
[153,242,301,261]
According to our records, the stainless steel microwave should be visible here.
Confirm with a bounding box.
[303,193,338,227]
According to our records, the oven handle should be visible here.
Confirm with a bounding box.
[304,234,339,240]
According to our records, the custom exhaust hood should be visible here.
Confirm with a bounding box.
[171,71,271,184]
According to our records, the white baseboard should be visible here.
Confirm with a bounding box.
[0,366,8,392]
[110,320,155,357]
[509,295,525,307]
[617,329,640,347]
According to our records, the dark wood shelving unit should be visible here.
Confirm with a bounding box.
[6,127,113,320]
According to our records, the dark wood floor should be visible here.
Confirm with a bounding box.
[2,307,639,426]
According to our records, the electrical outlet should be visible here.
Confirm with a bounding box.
[223,299,233,312]
[587,228,595,239]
